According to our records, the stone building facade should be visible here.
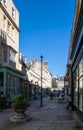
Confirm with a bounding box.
[27,59,52,97]
[0,0,25,102]
[66,0,83,121]
[27,59,52,88]
[52,75,64,90]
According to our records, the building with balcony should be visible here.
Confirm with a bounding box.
[66,0,83,121]
[27,59,52,98]
[0,0,24,102]
[18,51,30,99]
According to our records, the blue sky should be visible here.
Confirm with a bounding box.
[14,0,75,76]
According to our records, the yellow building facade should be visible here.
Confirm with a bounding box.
[0,0,23,102]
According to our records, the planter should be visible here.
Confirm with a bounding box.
[10,106,31,122]
[14,107,27,119]
[10,94,31,122]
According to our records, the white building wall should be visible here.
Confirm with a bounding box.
[0,0,20,70]
[53,76,64,90]
[27,59,52,89]
[0,0,19,26]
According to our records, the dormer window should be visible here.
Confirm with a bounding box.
[19,51,22,62]
[4,0,7,7]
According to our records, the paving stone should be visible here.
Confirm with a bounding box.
[57,115,73,120]
[0,98,82,130]
[53,122,76,127]
[40,126,55,130]
[13,126,40,130]
[56,126,74,130]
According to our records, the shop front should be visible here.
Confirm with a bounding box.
[0,66,23,103]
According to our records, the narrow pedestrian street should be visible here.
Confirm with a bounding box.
[0,1,83,129]
[0,97,83,130]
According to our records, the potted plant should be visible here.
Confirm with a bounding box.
[11,94,30,122]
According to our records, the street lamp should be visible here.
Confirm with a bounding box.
[40,55,43,107]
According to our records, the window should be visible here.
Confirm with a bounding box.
[9,50,16,68]
[7,22,11,34]
[9,50,15,62]
[6,74,10,96]
[11,27,14,39]
[3,16,6,31]
[6,74,19,97]
[0,73,3,87]
[3,0,7,7]
[79,77,83,111]
[79,58,83,77]
[73,55,83,112]
[12,7,15,18]
[74,80,79,107]
[3,47,8,63]
[19,51,22,62]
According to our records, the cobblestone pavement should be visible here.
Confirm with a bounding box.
[0,97,83,130]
